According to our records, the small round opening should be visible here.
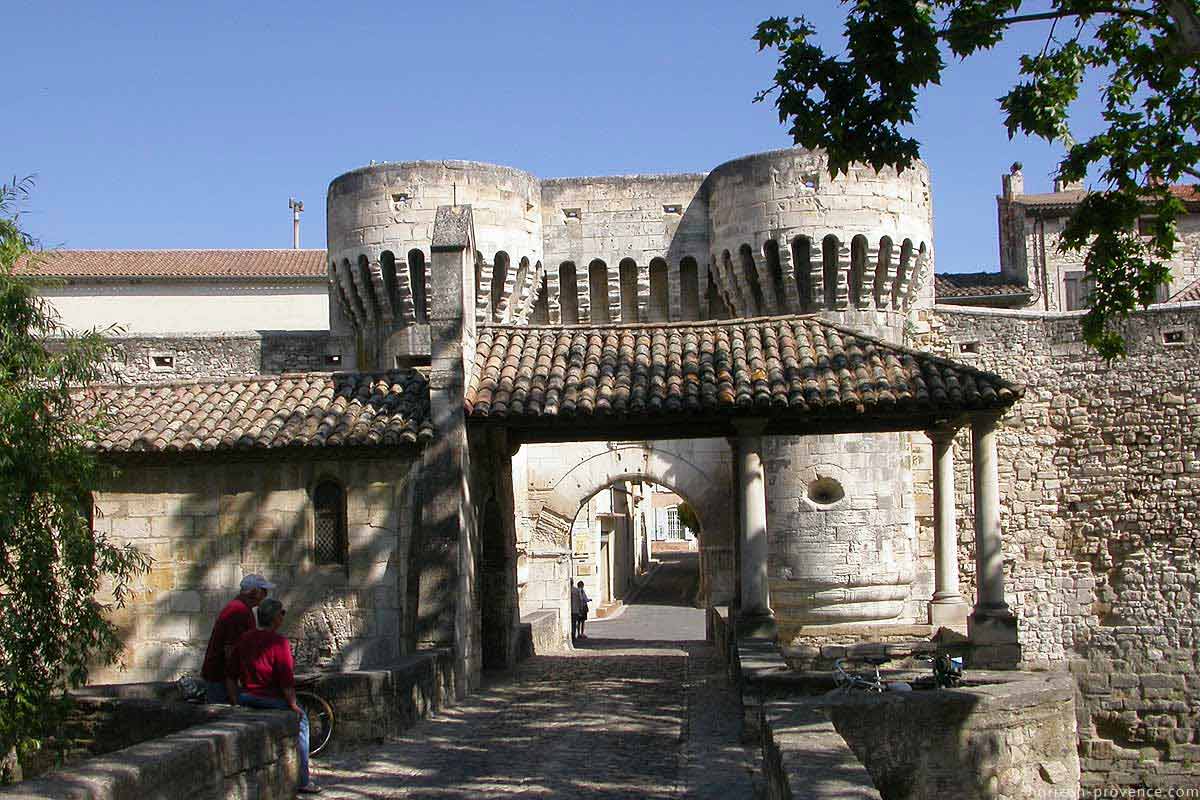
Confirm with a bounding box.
[808,476,845,506]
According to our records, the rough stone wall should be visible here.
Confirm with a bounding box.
[91,453,419,684]
[540,174,709,322]
[915,303,1200,789]
[97,331,351,382]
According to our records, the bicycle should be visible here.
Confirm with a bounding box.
[833,655,892,693]
[294,676,335,757]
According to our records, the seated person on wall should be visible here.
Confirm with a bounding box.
[201,573,274,704]
[230,598,321,795]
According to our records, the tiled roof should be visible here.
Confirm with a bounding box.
[1010,184,1200,213]
[466,316,1022,431]
[82,371,431,454]
[16,249,328,280]
[935,272,1031,300]
[1169,276,1200,303]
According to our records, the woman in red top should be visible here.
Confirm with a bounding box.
[231,598,320,794]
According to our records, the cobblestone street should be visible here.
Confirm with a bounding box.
[317,553,758,798]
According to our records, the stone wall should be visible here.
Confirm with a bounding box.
[91,452,420,683]
[97,331,351,383]
[915,302,1200,790]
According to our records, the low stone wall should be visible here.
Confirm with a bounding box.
[715,612,1081,800]
[1,704,298,800]
[299,650,457,751]
[14,684,217,782]
[517,610,567,657]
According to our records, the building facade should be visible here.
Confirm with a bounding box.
[37,146,1200,790]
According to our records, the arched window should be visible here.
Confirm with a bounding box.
[491,252,510,321]
[619,258,639,323]
[740,244,764,314]
[559,261,579,324]
[679,257,700,320]
[532,273,550,323]
[762,241,785,313]
[513,257,530,311]
[822,235,840,310]
[648,258,669,322]
[589,259,610,323]
[893,239,914,310]
[792,236,813,312]
[357,254,379,316]
[705,269,726,320]
[406,249,428,323]
[849,235,868,307]
[875,237,893,309]
[380,251,400,320]
[313,480,347,565]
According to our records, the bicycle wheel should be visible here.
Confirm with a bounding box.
[295,690,334,756]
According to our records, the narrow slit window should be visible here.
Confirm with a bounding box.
[313,480,347,565]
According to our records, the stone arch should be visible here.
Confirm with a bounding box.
[849,235,869,308]
[874,236,893,309]
[648,258,670,322]
[739,244,765,314]
[821,235,840,310]
[559,261,579,324]
[588,259,611,323]
[528,441,735,605]
[791,236,814,312]
[679,256,700,320]
[407,248,428,323]
[618,258,639,322]
[491,251,510,322]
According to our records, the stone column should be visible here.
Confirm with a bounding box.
[928,425,969,627]
[967,411,1019,665]
[733,419,776,638]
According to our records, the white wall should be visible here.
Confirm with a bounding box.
[41,282,329,334]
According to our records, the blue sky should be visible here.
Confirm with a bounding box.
[5,1,1096,272]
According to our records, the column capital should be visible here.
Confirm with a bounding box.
[926,419,965,443]
[731,417,768,437]
[970,409,1006,430]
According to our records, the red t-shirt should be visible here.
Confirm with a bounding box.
[200,597,256,682]
[232,629,295,700]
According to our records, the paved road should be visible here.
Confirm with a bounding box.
[317,553,758,798]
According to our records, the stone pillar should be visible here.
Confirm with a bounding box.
[411,205,479,697]
[967,411,1020,665]
[928,425,968,627]
[733,419,776,638]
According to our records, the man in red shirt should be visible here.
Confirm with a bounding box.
[231,598,319,794]
[200,573,274,704]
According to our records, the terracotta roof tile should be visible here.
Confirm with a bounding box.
[935,272,1031,300]
[81,371,431,454]
[1009,184,1200,213]
[1169,275,1200,303]
[17,250,327,280]
[466,316,1022,428]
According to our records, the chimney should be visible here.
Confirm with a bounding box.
[1053,177,1084,193]
[1002,162,1024,199]
[289,198,304,249]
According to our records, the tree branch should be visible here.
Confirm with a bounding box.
[942,6,1156,38]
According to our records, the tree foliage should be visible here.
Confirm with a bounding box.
[754,0,1200,358]
[0,178,148,779]
[676,502,701,536]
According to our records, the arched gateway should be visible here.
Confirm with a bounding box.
[516,439,735,633]
[407,205,1024,689]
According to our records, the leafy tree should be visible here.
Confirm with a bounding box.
[754,0,1200,358]
[0,177,148,781]
[676,502,701,537]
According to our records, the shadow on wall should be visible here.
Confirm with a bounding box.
[97,455,420,684]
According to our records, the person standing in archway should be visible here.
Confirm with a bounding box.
[571,580,591,643]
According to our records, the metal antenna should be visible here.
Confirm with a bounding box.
[289,198,304,249]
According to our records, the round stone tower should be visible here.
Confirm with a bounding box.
[701,148,936,629]
[326,160,543,368]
